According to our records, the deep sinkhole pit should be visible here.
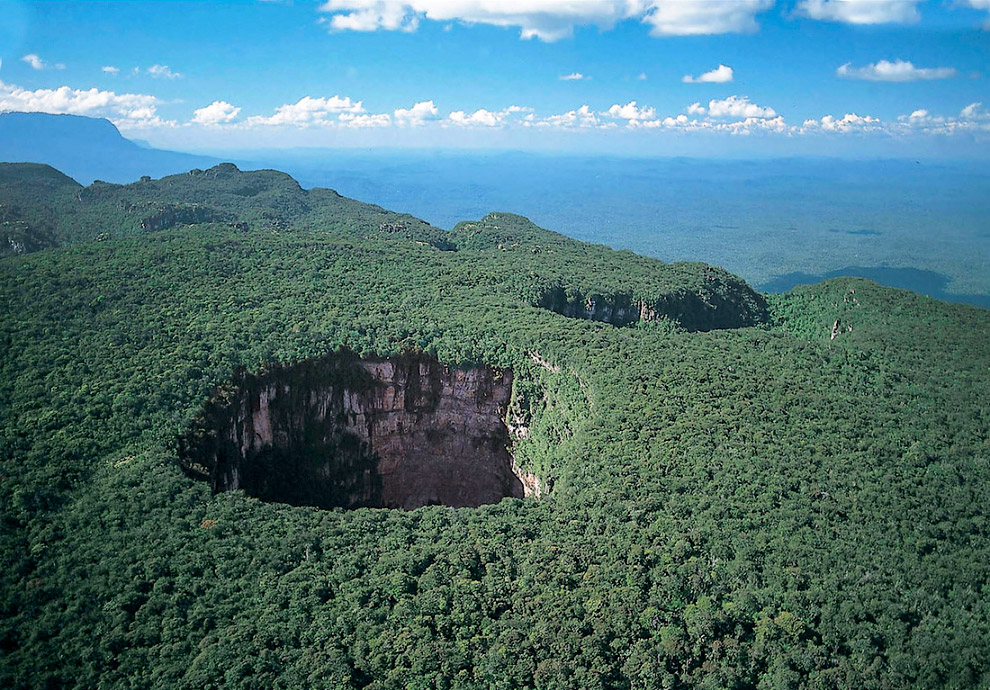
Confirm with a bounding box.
[179,350,539,510]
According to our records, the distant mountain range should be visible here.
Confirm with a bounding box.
[0,112,219,184]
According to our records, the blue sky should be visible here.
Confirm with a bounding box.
[1,0,989,157]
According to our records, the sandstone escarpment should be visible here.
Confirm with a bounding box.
[535,269,769,332]
[179,350,531,510]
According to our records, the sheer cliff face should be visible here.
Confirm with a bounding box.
[534,270,770,332]
[180,352,526,510]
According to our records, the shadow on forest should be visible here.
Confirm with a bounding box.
[759,266,990,309]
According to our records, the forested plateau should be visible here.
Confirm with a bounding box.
[1,162,988,689]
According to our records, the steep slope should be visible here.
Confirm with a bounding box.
[451,212,768,330]
[0,163,80,256]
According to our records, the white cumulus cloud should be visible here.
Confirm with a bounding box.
[797,0,921,24]
[394,100,439,126]
[641,0,774,36]
[0,78,172,129]
[245,95,365,127]
[102,66,119,75]
[560,72,589,81]
[448,108,499,127]
[683,64,734,83]
[605,100,657,120]
[837,59,957,82]
[447,105,530,127]
[892,104,990,135]
[528,104,608,129]
[320,1,420,32]
[318,0,775,41]
[801,112,883,133]
[338,112,392,127]
[706,95,776,118]
[192,100,241,126]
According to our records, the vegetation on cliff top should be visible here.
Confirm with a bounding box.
[0,163,988,689]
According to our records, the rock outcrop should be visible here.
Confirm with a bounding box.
[535,272,769,332]
[140,203,224,231]
[179,350,531,510]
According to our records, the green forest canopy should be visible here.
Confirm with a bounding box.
[1,163,988,689]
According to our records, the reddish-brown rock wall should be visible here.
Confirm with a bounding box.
[179,351,529,510]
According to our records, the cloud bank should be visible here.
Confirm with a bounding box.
[318,0,775,41]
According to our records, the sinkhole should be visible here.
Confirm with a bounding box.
[178,350,539,510]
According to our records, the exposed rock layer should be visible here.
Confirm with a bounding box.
[535,275,769,331]
[179,351,527,510]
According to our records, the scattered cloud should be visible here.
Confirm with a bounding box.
[641,0,774,36]
[317,0,775,41]
[801,112,884,133]
[447,105,530,127]
[394,99,439,126]
[320,1,419,33]
[560,72,589,81]
[705,95,776,118]
[0,79,173,129]
[837,59,957,82]
[797,0,921,24]
[637,72,648,80]
[796,103,990,137]
[717,115,787,134]
[623,112,787,135]
[102,66,120,75]
[894,102,990,135]
[605,100,657,120]
[245,95,365,126]
[147,64,182,79]
[961,101,988,120]
[338,112,391,127]
[527,104,609,129]
[21,54,64,71]
[448,108,502,127]
[191,100,241,126]
[683,64,734,83]
[21,54,44,70]
[213,95,990,138]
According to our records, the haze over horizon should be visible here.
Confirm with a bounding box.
[2,0,990,158]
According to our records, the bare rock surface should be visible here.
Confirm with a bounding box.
[180,350,530,510]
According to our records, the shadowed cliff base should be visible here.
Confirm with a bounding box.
[179,350,539,510]
[535,281,770,330]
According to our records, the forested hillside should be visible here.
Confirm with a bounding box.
[1,163,987,689]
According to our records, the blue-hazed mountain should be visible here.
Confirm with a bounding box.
[0,111,219,185]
